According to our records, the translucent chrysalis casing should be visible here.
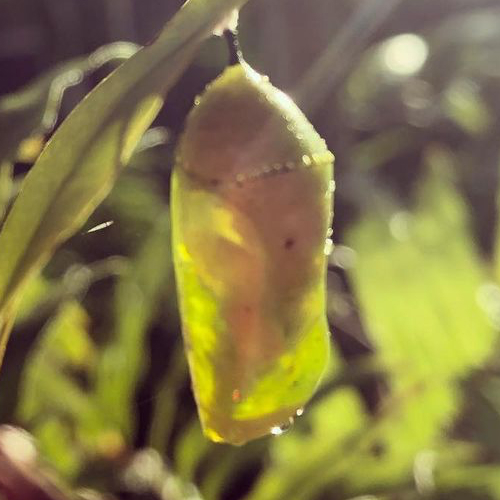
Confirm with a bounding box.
[171,63,334,445]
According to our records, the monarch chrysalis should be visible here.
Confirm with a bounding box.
[171,62,334,445]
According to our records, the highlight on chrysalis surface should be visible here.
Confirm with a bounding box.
[170,53,335,445]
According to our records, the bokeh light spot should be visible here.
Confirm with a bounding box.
[380,33,429,76]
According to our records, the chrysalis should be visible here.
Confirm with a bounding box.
[171,62,334,445]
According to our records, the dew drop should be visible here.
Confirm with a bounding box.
[270,417,294,436]
[302,155,312,167]
[324,238,333,256]
[86,220,114,233]
[194,96,201,106]
[295,407,304,417]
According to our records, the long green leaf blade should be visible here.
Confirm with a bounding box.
[0,0,248,351]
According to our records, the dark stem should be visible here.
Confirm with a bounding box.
[224,29,243,65]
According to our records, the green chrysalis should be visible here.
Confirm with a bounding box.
[171,62,334,445]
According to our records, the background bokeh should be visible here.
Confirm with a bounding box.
[1,0,500,499]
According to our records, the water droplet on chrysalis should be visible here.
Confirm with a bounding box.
[270,417,294,436]
[324,238,333,256]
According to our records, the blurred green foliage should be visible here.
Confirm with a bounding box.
[1,0,500,499]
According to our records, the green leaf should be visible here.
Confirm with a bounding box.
[0,42,139,164]
[0,0,250,363]
[147,343,189,452]
[0,161,13,222]
[341,144,497,493]
[444,79,492,136]
[94,213,173,438]
[17,300,97,479]
[348,145,495,385]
